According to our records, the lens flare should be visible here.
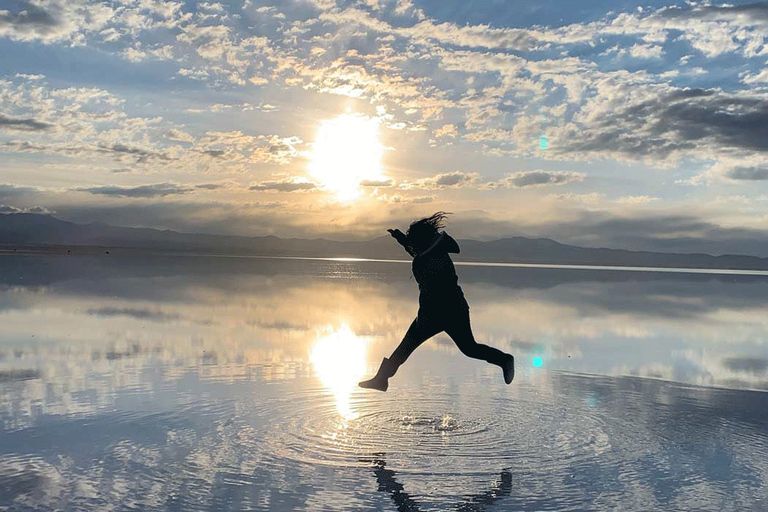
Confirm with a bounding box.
[310,324,368,419]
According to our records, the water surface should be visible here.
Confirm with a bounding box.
[1,254,767,510]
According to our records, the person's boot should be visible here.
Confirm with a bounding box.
[502,354,515,384]
[358,358,397,392]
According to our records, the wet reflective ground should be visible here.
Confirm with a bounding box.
[1,254,768,510]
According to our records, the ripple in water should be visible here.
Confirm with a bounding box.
[3,369,768,510]
[255,380,616,481]
[249,372,768,511]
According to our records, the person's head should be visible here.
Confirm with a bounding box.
[406,212,450,253]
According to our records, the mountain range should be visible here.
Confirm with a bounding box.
[2,213,768,271]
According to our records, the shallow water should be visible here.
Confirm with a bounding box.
[1,254,768,510]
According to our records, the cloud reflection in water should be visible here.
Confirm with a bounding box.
[1,256,768,509]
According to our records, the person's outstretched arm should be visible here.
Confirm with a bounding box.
[387,229,416,257]
[443,233,460,254]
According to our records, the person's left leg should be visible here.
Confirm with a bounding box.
[359,315,443,391]
[444,308,515,384]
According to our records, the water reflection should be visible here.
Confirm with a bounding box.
[0,347,767,508]
[310,325,368,419]
[2,253,768,421]
[364,454,512,512]
[2,255,768,509]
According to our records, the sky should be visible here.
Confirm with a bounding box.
[2,0,768,254]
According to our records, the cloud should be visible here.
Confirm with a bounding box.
[436,172,473,187]
[402,170,584,191]
[14,73,45,80]
[536,212,768,256]
[558,88,768,161]
[0,0,116,43]
[616,195,660,205]
[383,194,434,204]
[322,8,537,50]
[627,44,663,59]
[0,183,37,201]
[96,143,170,163]
[76,183,192,198]
[87,307,181,322]
[655,3,768,24]
[3,140,170,164]
[0,79,189,169]
[5,0,768,255]
[165,128,195,143]
[742,69,768,84]
[405,18,538,50]
[24,205,54,214]
[49,199,318,238]
[121,46,147,62]
[0,114,53,131]
[487,170,585,188]
[177,67,209,81]
[721,357,768,375]
[360,179,394,187]
[22,180,768,257]
[0,205,21,214]
[195,182,231,190]
[546,192,604,205]
[404,171,478,189]
[434,124,457,137]
[724,166,768,181]
[0,184,50,215]
[0,1,60,40]
[196,132,302,165]
[0,204,53,215]
[684,162,768,185]
[174,19,275,85]
[249,179,318,192]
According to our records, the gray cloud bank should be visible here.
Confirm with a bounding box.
[76,183,192,198]
[725,166,768,181]
[561,88,768,160]
[0,114,53,131]
[249,180,317,192]
[487,171,585,189]
[0,1,58,38]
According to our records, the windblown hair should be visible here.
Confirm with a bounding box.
[406,212,451,252]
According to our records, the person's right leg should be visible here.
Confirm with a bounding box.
[359,315,442,391]
[444,308,515,384]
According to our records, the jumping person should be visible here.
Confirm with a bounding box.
[359,212,514,392]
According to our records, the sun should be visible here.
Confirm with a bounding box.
[309,113,386,201]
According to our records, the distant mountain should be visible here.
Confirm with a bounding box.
[2,213,768,271]
[0,213,402,258]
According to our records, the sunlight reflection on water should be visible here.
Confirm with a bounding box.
[310,324,368,419]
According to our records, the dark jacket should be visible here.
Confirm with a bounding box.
[396,231,468,314]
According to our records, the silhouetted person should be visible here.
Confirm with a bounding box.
[359,212,514,392]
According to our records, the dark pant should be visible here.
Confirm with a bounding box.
[389,307,509,369]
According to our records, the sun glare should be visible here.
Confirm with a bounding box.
[310,324,368,419]
[309,113,386,201]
